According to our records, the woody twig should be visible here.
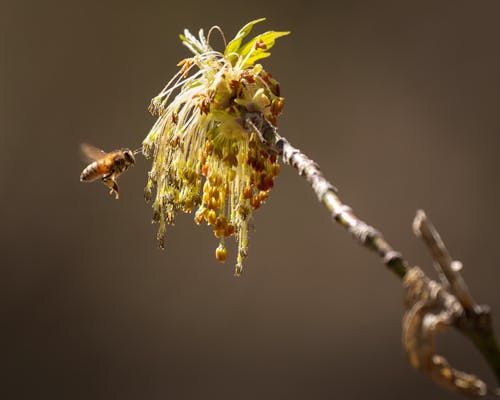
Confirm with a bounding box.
[245,112,407,278]
[413,210,476,312]
[413,210,500,394]
[245,111,500,397]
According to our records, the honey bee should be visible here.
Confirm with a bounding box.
[80,143,137,199]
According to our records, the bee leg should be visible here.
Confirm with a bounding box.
[102,177,120,200]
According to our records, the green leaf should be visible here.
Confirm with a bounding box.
[242,51,271,68]
[239,30,290,66]
[224,18,266,56]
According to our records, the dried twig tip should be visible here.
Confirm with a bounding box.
[403,267,490,397]
[412,209,426,238]
[412,209,477,313]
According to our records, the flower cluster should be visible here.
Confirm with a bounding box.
[143,19,289,276]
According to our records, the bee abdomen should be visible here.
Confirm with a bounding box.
[80,162,103,182]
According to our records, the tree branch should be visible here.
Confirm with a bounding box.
[413,210,476,312]
[413,210,500,392]
[245,112,407,278]
[245,111,500,396]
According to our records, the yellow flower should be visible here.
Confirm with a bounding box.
[143,19,289,276]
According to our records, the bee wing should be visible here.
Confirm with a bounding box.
[80,143,107,162]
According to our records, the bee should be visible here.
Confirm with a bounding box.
[80,143,138,199]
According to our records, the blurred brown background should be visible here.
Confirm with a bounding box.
[2,0,500,399]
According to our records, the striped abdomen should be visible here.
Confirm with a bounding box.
[80,160,110,182]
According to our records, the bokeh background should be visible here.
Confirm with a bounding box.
[2,1,500,399]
